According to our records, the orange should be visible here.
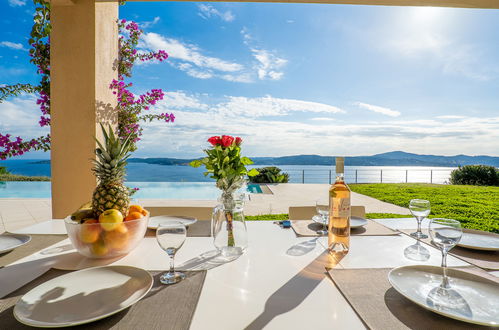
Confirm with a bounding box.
[124,211,143,221]
[90,239,109,256]
[79,219,101,244]
[104,224,129,250]
[141,209,148,216]
[128,205,144,215]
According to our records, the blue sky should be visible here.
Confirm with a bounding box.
[1,1,499,158]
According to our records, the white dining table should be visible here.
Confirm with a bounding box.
[2,218,491,329]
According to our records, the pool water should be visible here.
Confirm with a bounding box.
[0,181,262,199]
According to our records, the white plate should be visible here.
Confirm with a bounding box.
[457,232,499,251]
[0,233,31,254]
[148,215,197,230]
[350,216,368,229]
[312,215,368,228]
[14,265,153,328]
[388,265,499,327]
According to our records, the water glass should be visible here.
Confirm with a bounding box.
[429,218,462,289]
[409,199,431,239]
[156,222,187,285]
[315,200,329,235]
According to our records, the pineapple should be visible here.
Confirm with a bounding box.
[91,124,133,217]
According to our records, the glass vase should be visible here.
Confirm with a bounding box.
[212,193,248,258]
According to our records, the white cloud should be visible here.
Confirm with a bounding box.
[141,32,243,73]
[136,94,499,157]
[0,41,26,51]
[215,95,345,118]
[437,115,466,119]
[251,49,287,80]
[140,32,256,83]
[354,102,401,117]
[0,96,48,138]
[310,117,335,121]
[141,17,160,29]
[161,91,209,110]
[8,0,26,7]
[241,28,288,81]
[198,4,235,22]
[220,73,253,83]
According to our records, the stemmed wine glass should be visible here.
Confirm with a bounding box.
[315,200,329,236]
[156,222,187,285]
[409,199,431,239]
[428,218,463,289]
[427,218,470,314]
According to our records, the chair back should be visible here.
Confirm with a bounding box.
[288,205,366,220]
[146,206,213,221]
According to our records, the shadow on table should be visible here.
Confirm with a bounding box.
[286,238,319,256]
[245,250,344,330]
[177,250,239,271]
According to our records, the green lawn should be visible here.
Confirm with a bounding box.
[349,183,499,233]
[245,213,409,221]
[0,173,50,181]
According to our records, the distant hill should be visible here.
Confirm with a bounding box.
[125,151,499,167]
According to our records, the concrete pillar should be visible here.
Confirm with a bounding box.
[50,0,118,218]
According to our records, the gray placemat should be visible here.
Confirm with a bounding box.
[0,269,206,329]
[327,267,496,330]
[400,229,499,271]
[0,234,68,268]
[291,219,398,237]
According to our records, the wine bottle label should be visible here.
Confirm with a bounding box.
[332,197,350,217]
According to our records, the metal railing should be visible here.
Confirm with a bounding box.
[282,169,452,184]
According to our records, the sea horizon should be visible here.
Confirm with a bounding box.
[0,159,457,184]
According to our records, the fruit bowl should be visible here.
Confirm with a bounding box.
[64,211,149,259]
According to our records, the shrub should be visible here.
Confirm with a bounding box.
[450,165,499,186]
[0,166,7,174]
[249,166,289,183]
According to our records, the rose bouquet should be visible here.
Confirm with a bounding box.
[190,135,258,201]
[190,135,258,251]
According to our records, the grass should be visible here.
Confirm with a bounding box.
[349,183,499,233]
[0,166,50,181]
[0,173,50,181]
[246,213,410,221]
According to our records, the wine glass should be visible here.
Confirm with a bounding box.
[428,218,462,289]
[427,219,469,313]
[315,200,329,236]
[156,222,187,285]
[409,199,431,239]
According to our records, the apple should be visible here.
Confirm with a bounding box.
[99,209,124,231]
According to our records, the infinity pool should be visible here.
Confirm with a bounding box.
[0,182,262,199]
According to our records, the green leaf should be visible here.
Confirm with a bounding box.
[247,168,259,177]
[241,157,254,165]
[189,160,202,168]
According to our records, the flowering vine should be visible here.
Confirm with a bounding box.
[0,1,174,159]
[112,19,174,149]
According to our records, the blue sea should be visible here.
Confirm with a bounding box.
[0,159,456,184]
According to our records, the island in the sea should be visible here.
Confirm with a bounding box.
[83,151,499,167]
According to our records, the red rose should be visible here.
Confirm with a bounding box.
[221,135,235,147]
[207,136,222,146]
[235,137,242,146]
